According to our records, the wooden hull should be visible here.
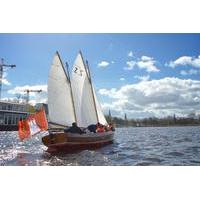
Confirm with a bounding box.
[42,131,114,153]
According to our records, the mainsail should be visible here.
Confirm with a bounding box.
[48,52,76,127]
[71,51,107,127]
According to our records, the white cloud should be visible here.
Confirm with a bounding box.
[1,78,11,86]
[7,84,47,105]
[141,56,152,61]
[124,56,159,72]
[1,97,22,102]
[124,60,136,70]
[134,75,150,82]
[180,69,199,76]
[99,77,200,118]
[120,77,125,81]
[111,61,115,64]
[99,88,116,96]
[29,98,47,105]
[98,61,110,67]
[137,57,160,72]
[0,72,11,86]
[128,51,133,57]
[8,84,47,95]
[168,55,200,68]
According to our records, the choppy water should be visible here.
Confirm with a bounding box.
[0,126,200,166]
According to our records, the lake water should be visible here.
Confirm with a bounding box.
[0,126,200,166]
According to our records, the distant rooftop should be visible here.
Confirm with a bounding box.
[0,99,27,105]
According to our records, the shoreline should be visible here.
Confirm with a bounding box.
[116,124,200,128]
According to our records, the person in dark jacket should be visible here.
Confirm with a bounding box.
[87,124,97,133]
[64,122,84,134]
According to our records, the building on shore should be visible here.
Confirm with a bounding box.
[0,100,29,131]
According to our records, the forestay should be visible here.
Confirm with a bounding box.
[48,52,76,126]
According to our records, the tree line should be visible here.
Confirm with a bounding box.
[105,114,200,127]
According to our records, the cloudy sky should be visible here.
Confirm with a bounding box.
[0,33,200,118]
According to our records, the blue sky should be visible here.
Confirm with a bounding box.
[1,33,200,118]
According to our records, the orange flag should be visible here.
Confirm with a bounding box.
[33,108,48,131]
[18,107,48,141]
[18,120,31,141]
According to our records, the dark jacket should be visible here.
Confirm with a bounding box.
[64,125,84,134]
[87,124,97,133]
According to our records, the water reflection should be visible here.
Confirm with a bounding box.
[16,153,29,166]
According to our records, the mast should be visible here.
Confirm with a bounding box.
[85,59,99,123]
[65,61,77,124]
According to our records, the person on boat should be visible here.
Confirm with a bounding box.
[106,123,115,131]
[64,122,84,134]
[96,124,105,133]
[86,122,102,133]
[96,122,102,128]
[87,124,97,133]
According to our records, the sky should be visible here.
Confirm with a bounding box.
[0,33,200,119]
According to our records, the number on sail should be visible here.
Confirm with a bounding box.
[73,66,83,76]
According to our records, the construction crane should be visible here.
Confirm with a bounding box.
[24,89,42,104]
[0,58,16,99]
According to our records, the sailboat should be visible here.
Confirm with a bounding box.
[42,51,114,153]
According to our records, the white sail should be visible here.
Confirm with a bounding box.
[93,87,107,125]
[71,52,107,127]
[71,52,97,127]
[48,52,76,127]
